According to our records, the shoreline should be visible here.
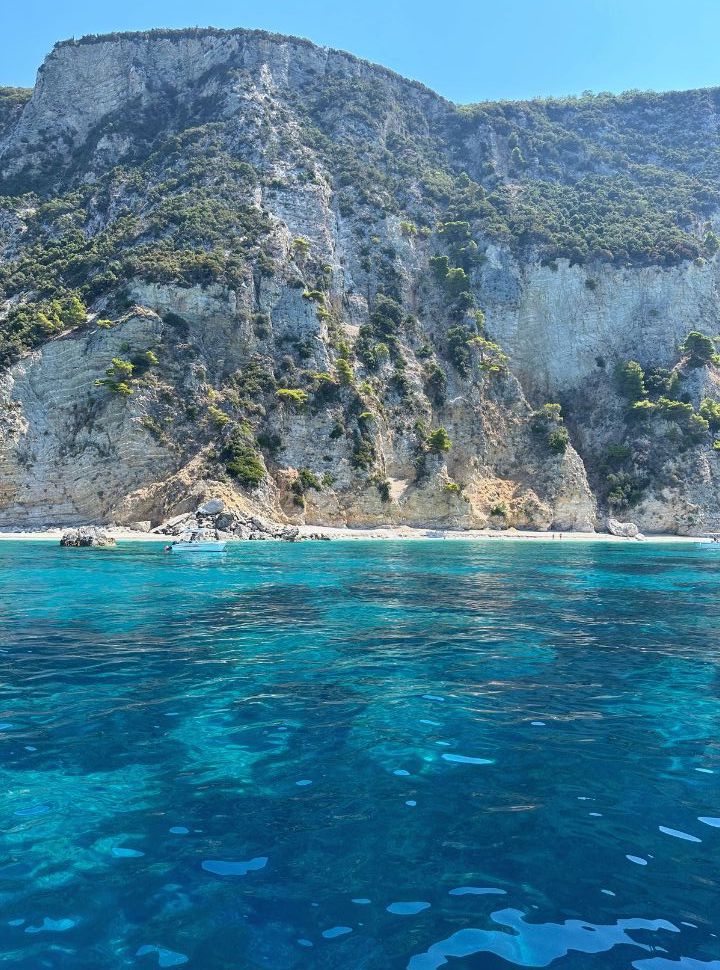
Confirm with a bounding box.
[299,525,710,543]
[0,527,170,542]
[0,525,711,544]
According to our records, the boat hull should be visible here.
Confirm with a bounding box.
[172,541,227,552]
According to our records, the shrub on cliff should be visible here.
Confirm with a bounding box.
[681,331,718,367]
[630,398,656,419]
[276,388,308,409]
[291,468,323,505]
[630,395,709,444]
[447,324,475,376]
[131,348,159,374]
[56,293,87,328]
[376,478,392,501]
[644,366,679,399]
[370,294,404,337]
[547,427,570,454]
[105,381,133,397]
[430,254,471,301]
[430,255,450,283]
[471,336,509,374]
[292,236,311,258]
[531,403,563,431]
[686,412,710,441]
[656,397,696,425]
[607,472,642,509]
[221,432,265,488]
[0,292,87,367]
[94,357,135,395]
[444,267,470,299]
[427,427,452,453]
[443,480,461,495]
[107,358,133,379]
[530,403,569,454]
[424,361,447,405]
[605,443,632,465]
[351,428,376,469]
[438,221,472,244]
[207,405,230,428]
[336,358,354,386]
[615,360,647,401]
[699,398,720,431]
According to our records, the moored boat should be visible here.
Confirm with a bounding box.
[167,528,226,553]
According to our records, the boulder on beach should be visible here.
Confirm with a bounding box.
[607,518,642,539]
[214,511,240,531]
[60,527,117,548]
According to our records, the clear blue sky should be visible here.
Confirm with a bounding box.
[2,0,720,103]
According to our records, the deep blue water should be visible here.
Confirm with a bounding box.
[1,538,719,969]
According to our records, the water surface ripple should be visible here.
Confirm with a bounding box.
[1,539,719,968]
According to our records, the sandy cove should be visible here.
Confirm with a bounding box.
[295,525,710,543]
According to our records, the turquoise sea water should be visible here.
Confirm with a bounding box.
[1,538,719,969]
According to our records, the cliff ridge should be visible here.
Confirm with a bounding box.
[2,28,720,534]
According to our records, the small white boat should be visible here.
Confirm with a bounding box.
[168,528,226,553]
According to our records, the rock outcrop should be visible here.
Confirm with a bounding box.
[607,518,642,539]
[59,526,116,547]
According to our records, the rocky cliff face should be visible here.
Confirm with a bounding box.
[2,28,720,533]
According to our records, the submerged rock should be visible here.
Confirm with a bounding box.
[60,527,116,547]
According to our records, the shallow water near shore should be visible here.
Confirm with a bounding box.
[1,539,719,968]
